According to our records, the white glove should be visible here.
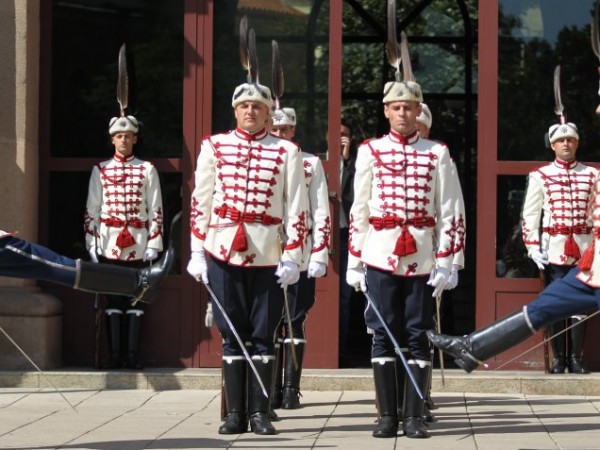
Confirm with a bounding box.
[204,302,214,328]
[143,248,158,262]
[187,250,209,284]
[427,267,450,297]
[88,246,99,263]
[445,265,460,290]
[307,261,327,278]
[346,267,367,292]
[531,249,549,270]
[275,261,300,287]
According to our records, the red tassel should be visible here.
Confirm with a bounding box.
[231,223,248,252]
[578,242,595,271]
[393,225,417,257]
[116,227,135,249]
[564,235,581,260]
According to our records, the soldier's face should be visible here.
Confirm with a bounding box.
[111,131,137,156]
[384,101,421,135]
[271,125,295,140]
[415,121,430,139]
[551,137,578,162]
[234,101,270,133]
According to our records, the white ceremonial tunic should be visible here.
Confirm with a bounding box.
[190,127,306,267]
[348,130,465,276]
[299,151,331,271]
[84,153,164,261]
[522,159,597,266]
[576,170,600,287]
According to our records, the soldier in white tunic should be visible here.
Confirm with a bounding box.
[186,83,306,435]
[522,122,597,374]
[84,115,164,370]
[270,107,331,410]
[346,73,465,437]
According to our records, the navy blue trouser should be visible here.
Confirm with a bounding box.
[208,256,284,356]
[282,271,316,339]
[527,266,600,330]
[365,266,434,361]
[0,236,77,286]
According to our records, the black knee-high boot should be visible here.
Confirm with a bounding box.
[248,355,276,435]
[104,309,123,369]
[427,310,536,372]
[271,335,284,409]
[402,360,430,439]
[568,317,590,374]
[372,357,398,438]
[395,351,407,419]
[125,309,144,370]
[281,339,305,409]
[547,320,566,374]
[219,356,248,434]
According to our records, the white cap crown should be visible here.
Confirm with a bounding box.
[382,80,423,104]
[548,122,578,144]
[272,107,296,126]
[109,115,139,135]
[232,82,273,110]
[416,103,432,129]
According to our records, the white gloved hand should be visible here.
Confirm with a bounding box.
[531,249,549,270]
[275,261,300,287]
[88,246,99,263]
[143,248,159,262]
[427,267,450,297]
[186,250,209,284]
[346,267,367,292]
[307,261,327,278]
[204,302,214,328]
[445,264,461,290]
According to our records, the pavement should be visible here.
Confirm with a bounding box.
[1,369,600,450]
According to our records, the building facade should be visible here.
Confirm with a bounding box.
[2,0,600,370]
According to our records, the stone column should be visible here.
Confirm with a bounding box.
[0,1,63,369]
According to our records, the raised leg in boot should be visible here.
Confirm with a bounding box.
[219,356,248,434]
[427,309,536,372]
[402,360,430,439]
[125,309,144,370]
[547,320,566,374]
[281,338,305,409]
[104,309,123,369]
[372,357,398,438]
[567,316,590,374]
[248,355,276,435]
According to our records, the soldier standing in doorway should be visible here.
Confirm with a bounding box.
[84,114,164,370]
[521,72,597,374]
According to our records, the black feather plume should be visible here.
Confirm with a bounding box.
[271,40,284,109]
[400,32,415,82]
[385,0,401,81]
[117,43,128,117]
[248,28,259,84]
[239,16,250,80]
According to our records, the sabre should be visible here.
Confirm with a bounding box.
[202,281,268,397]
[362,289,424,400]
[493,309,600,371]
[0,324,77,412]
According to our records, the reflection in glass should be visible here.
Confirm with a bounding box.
[496,175,539,278]
[498,0,600,161]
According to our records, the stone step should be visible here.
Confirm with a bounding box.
[2,368,599,395]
